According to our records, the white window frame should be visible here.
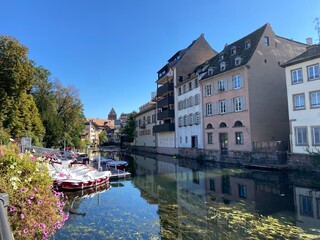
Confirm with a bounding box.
[293,94,305,110]
[218,80,225,92]
[295,127,308,145]
[207,132,213,144]
[245,40,251,49]
[307,64,319,81]
[220,62,226,71]
[312,126,320,146]
[235,132,244,145]
[231,46,236,55]
[205,84,212,96]
[291,68,303,84]
[206,103,213,116]
[234,97,243,112]
[219,100,227,114]
[310,91,320,108]
[233,75,241,89]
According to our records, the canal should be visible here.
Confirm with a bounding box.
[51,153,320,239]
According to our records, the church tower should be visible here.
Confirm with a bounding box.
[108,108,117,120]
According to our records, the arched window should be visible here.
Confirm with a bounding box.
[219,122,227,128]
[206,123,213,129]
[234,121,243,127]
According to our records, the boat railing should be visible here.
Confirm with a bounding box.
[0,193,14,240]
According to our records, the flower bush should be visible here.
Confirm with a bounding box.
[0,144,68,239]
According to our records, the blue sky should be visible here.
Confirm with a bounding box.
[1,0,319,119]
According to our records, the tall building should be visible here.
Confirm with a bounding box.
[282,43,320,154]
[153,34,216,154]
[200,23,306,156]
[108,108,117,120]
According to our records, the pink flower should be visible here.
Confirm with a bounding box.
[58,172,65,177]
[23,228,28,234]
[38,199,43,204]
[49,185,53,189]
[20,213,25,219]
[21,188,27,193]
[9,206,16,212]
[27,199,31,205]
[56,223,61,229]
[30,156,35,161]
[33,187,38,192]
[29,194,35,200]
[38,223,46,229]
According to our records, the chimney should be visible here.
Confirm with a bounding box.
[306,37,313,45]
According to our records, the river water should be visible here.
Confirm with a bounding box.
[51,153,320,239]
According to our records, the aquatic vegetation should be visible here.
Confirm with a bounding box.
[0,144,68,239]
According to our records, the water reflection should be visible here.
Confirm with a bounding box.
[53,153,320,239]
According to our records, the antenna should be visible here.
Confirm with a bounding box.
[314,17,320,43]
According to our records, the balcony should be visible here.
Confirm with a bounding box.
[157,95,174,108]
[157,109,174,120]
[153,123,175,133]
[157,82,174,97]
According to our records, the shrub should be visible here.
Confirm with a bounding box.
[0,144,68,239]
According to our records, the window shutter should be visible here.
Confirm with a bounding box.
[240,74,244,88]
[241,96,246,110]
[228,78,232,91]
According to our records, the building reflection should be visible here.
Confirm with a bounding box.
[130,153,320,238]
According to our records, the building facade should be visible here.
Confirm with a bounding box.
[135,101,157,148]
[153,34,216,154]
[282,43,320,154]
[200,23,306,155]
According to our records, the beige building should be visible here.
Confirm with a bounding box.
[282,43,320,154]
[135,101,157,147]
[200,23,306,155]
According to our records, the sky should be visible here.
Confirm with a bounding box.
[0,0,319,119]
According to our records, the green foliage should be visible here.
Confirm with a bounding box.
[121,112,137,142]
[304,146,320,167]
[0,35,44,143]
[99,130,107,145]
[0,144,69,239]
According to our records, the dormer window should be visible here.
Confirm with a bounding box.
[231,46,237,55]
[245,40,251,49]
[219,53,224,61]
[235,57,242,66]
[220,62,226,71]
[208,67,213,76]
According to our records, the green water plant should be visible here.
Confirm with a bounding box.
[0,144,68,239]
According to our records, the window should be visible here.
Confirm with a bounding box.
[147,116,151,124]
[205,84,212,96]
[220,62,226,71]
[264,36,269,46]
[188,81,192,91]
[219,53,224,61]
[194,79,198,88]
[178,87,182,95]
[291,68,303,84]
[233,75,241,89]
[178,117,183,127]
[311,91,320,108]
[209,179,215,191]
[235,57,242,66]
[206,103,213,116]
[184,115,188,126]
[295,127,308,145]
[235,132,244,144]
[180,137,182,143]
[207,133,213,144]
[185,136,188,144]
[195,94,200,105]
[208,68,213,75]
[293,94,305,110]
[299,195,313,217]
[231,46,236,55]
[218,79,225,91]
[238,184,247,198]
[188,96,193,107]
[234,121,243,127]
[308,64,319,80]
[207,123,213,129]
[189,114,193,126]
[152,114,156,123]
[183,84,186,93]
[219,100,227,114]
[234,97,245,112]
[245,40,251,49]
[312,126,320,145]
[194,112,200,125]
[219,122,227,128]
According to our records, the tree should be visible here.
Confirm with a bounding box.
[120,111,136,142]
[99,130,107,145]
[0,35,44,143]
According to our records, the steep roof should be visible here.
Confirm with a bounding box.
[281,44,320,67]
[199,23,268,80]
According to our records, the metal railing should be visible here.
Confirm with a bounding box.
[0,193,13,240]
